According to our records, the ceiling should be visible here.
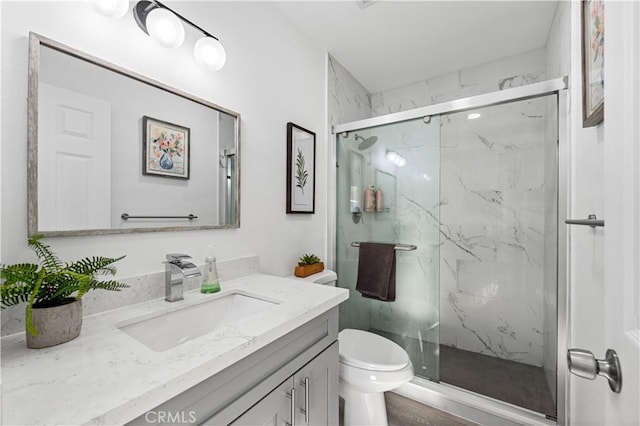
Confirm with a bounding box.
[274,1,559,94]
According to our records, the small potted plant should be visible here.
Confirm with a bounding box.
[294,253,325,278]
[0,235,128,349]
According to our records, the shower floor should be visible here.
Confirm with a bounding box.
[440,345,556,418]
[371,329,556,418]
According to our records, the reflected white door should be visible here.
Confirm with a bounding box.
[38,83,111,231]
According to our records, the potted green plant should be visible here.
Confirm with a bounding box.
[0,235,128,348]
[294,253,324,278]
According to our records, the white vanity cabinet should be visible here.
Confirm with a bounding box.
[230,342,338,426]
[127,307,339,425]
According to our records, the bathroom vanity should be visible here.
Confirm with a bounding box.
[0,274,348,425]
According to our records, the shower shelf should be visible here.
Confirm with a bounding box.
[351,242,417,251]
[363,208,391,213]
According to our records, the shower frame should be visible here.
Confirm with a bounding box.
[329,77,570,425]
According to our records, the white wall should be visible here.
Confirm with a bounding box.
[1,2,327,284]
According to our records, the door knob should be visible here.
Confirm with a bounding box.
[567,348,622,393]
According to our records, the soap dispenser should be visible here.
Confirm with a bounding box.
[201,247,221,294]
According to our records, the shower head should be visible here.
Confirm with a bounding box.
[355,134,378,150]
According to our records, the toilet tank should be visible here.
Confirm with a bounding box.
[287,269,337,286]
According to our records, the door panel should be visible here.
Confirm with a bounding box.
[231,379,293,426]
[38,83,111,231]
[294,342,339,426]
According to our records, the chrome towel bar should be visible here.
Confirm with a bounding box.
[351,242,417,251]
[121,213,198,220]
[565,214,604,228]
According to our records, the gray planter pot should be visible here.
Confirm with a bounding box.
[26,298,82,349]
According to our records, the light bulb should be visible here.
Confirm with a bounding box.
[194,36,227,71]
[88,0,129,18]
[146,7,185,48]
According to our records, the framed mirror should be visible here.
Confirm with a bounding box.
[27,33,241,236]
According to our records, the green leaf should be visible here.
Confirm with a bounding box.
[295,148,309,194]
[1,237,128,335]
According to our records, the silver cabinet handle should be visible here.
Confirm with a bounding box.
[567,348,622,393]
[286,387,296,426]
[300,377,309,424]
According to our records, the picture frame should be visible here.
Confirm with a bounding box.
[581,0,604,127]
[286,122,316,214]
[142,116,190,179]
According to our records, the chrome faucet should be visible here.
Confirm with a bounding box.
[163,253,201,302]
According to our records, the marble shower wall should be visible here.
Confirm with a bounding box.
[439,97,550,367]
[371,48,546,116]
[327,54,373,331]
[367,48,551,367]
[328,54,372,127]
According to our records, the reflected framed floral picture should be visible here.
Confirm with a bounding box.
[286,122,315,214]
[142,116,190,179]
[581,0,604,127]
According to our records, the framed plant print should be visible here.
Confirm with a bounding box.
[581,0,604,127]
[286,122,315,214]
[142,116,190,179]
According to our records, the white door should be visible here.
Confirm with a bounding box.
[570,2,640,425]
[601,2,640,424]
[38,83,111,231]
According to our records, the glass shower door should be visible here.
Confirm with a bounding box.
[336,116,441,380]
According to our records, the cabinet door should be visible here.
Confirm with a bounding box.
[293,342,339,426]
[231,378,294,426]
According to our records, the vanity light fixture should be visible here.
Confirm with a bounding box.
[133,0,226,70]
[386,150,406,167]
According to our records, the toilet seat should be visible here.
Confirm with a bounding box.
[339,329,410,371]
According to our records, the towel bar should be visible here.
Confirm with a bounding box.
[351,242,417,251]
[121,213,198,220]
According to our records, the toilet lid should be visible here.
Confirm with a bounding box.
[338,329,410,371]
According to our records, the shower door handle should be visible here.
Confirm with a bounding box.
[567,348,622,393]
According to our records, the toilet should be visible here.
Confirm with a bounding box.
[338,329,414,425]
[288,269,414,426]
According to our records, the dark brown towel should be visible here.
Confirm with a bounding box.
[355,242,396,301]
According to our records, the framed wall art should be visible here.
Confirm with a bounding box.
[286,122,316,214]
[581,0,604,127]
[142,116,190,179]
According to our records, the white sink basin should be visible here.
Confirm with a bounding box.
[118,291,279,352]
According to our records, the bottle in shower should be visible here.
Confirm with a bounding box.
[364,186,375,212]
[375,187,384,212]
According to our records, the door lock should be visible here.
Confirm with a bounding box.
[567,348,622,393]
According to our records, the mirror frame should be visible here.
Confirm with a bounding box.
[27,32,241,236]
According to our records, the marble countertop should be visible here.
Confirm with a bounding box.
[1,274,349,425]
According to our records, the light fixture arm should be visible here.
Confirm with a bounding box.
[154,0,219,41]
[134,0,219,41]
